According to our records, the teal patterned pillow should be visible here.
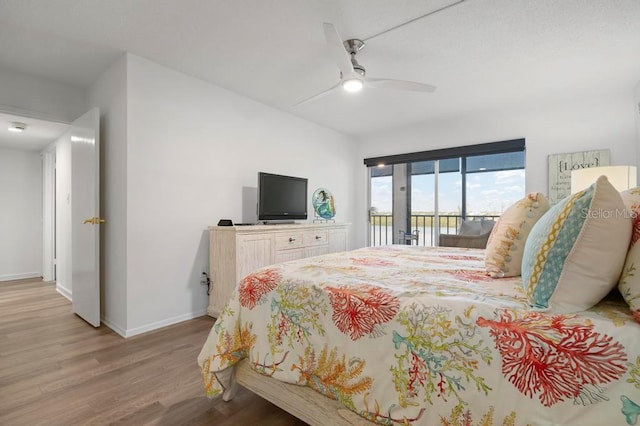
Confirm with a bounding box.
[522,176,631,313]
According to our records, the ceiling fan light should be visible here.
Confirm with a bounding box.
[342,78,363,93]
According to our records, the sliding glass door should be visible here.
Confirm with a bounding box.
[410,159,462,246]
[367,140,526,247]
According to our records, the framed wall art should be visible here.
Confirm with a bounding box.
[547,149,610,205]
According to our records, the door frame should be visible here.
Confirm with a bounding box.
[42,147,56,282]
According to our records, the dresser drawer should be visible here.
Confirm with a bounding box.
[275,248,305,263]
[303,230,329,246]
[275,232,304,250]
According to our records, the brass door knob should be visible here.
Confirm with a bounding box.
[83,217,106,225]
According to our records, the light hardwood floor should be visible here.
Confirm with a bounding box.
[0,278,308,425]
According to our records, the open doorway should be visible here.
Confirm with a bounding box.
[0,111,69,287]
[0,108,102,327]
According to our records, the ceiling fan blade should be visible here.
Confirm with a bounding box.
[293,82,341,107]
[366,78,437,93]
[323,23,353,77]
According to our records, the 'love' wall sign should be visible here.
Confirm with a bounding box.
[547,149,610,205]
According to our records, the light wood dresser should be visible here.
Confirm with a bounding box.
[207,223,350,317]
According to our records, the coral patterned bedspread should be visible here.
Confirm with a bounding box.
[197,245,640,426]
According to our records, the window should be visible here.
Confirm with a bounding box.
[366,139,525,246]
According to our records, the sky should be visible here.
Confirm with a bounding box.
[371,169,525,215]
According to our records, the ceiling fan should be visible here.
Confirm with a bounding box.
[295,23,436,106]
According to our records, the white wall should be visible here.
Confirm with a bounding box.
[0,67,86,123]
[0,148,42,281]
[87,55,128,335]
[355,92,638,248]
[88,54,358,336]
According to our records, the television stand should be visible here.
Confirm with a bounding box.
[262,221,296,225]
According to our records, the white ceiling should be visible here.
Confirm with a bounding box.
[0,0,639,139]
[0,112,68,151]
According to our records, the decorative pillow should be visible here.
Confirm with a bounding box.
[485,193,550,278]
[521,175,632,313]
[618,187,640,323]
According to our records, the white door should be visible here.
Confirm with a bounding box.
[71,108,101,327]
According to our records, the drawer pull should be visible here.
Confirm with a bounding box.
[289,237,296,242]
[315,235,322,240]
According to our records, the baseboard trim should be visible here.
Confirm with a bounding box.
[101,316,127,337]
[0,272,41,282]
[55,284,72,301]
[123,309,208,338]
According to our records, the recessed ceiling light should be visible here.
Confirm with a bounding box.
[8,122,26,132]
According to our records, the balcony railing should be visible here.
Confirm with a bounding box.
[369,214,500,246]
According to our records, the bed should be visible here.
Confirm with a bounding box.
[197,245,640,426]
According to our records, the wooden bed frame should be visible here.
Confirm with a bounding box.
[222,359,373,425]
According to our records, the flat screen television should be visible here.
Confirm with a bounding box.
[258,172,308,222]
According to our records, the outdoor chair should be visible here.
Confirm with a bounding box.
[438,219,495,249]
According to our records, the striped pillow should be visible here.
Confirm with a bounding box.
[522,176,631,313]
